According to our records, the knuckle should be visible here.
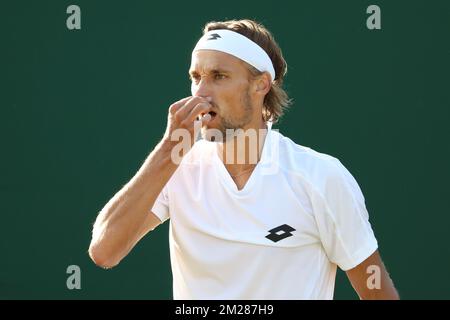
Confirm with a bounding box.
[168,104,177,114]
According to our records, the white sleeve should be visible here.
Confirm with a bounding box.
[151,184,170,223]
[312,159,378,271]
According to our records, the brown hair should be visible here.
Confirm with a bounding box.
[202,19,292,123]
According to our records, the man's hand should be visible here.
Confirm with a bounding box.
[163,96,212,146]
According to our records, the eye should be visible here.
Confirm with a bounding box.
[214,74,226,80]
[190,74,200,83]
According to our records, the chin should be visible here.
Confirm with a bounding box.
[201,127,225,142]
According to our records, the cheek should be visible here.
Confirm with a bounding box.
[216,81,249,112]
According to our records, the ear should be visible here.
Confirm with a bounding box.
[254,72,272,96]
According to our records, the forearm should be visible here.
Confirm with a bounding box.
[359,280,400,300]
[89,96,212,268]
[89,138,177,267]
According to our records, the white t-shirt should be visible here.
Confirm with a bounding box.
[151,126,378,300]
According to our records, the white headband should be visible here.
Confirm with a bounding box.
[193,29,276,82]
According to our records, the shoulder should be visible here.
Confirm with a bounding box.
[274,130,343,178]
[273,130,359,196]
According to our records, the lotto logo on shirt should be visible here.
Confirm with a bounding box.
[265,224,296,242]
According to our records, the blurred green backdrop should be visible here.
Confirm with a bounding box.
[1,0,449,299]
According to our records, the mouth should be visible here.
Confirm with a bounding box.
[201,111,217,120]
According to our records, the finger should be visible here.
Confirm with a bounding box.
[176,96,210,120]
[192,113,211,130]
[200,113,212,123]
[169,96,192,115]
[195,112,212,121]
[186,102,211,123]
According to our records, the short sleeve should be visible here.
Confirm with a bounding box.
[313,159,378,271]
[151,184,170,223]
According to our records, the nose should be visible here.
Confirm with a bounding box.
[191,77,211,99]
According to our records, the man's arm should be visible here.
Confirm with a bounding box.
[88,96,212,269]
[346,250,399,300]
[88,138,176,269]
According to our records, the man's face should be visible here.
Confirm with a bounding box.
[189,50,257,141]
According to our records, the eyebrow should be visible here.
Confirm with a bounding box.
[189,68,231,76]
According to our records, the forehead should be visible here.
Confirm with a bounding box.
[189,50,246,73]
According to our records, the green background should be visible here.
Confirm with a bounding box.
[1,0,449,299]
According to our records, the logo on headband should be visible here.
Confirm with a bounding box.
[207,33,221,40]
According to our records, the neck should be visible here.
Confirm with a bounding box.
[218,119,268,176]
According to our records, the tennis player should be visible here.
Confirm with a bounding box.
[89,19,399,300]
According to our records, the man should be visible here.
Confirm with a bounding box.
[89,19,399,300]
